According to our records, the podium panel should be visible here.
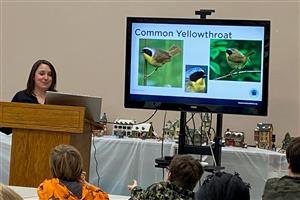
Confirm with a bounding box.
[0,102,91,187]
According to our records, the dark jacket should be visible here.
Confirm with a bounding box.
[11,89,39,103]
[262,176,300,200]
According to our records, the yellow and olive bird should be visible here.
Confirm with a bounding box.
[226,48,255,72]
[142,45,181,70]
[187,70,207,93]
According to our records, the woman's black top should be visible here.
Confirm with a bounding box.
[11,90,39,103]
[0,90,39,134]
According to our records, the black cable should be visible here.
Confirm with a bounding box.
[133,109,158,125]
[92,134,101,187]
[161,110,167,158]
[87,123,101,187]
[161,110,167,180]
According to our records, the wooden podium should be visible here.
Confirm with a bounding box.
[0,102,92,187]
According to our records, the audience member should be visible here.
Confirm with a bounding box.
[262,137,300,199]
[0,184,23,200]
[195,171,250,200]
[128,154,203,200]
[38,144,109,200]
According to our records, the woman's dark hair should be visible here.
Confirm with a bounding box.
[26,59,57,94]
[286,137,300,173]
[168,154,204,191]
[195,172,250,200]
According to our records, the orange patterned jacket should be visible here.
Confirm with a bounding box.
[38,178,109,200]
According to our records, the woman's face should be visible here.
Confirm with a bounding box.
[33,64,53,91]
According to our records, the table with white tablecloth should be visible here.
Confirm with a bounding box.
[89,136,176,196]
[1,133,287,200]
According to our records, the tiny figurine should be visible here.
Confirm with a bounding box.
[271,134,276,151]
[281,132,293,150]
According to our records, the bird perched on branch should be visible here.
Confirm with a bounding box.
[142,45,181,70]
[187,70,207,93]
[226,48,255,72]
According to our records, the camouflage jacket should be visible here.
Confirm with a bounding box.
[130,181,194,200]
[262,176,300,200]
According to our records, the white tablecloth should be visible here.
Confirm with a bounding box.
[1,133,287,200]
[215,146,288,200]
[89,136,176,196]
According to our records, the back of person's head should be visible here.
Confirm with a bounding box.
[286,137,300,174]
[49,144,83,181]
[168,154,203,191]
[27,59,57,93]
[195,171,250,200]
[0,184,23,200]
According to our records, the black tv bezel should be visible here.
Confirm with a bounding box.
[125,17,270,116]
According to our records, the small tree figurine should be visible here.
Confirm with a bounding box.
[281,132,292,150]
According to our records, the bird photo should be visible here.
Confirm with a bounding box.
[209,39,262,82]
[138,39,183,87]
[225,48,255,73]
[142,45,181,70]
[185,65,208,93]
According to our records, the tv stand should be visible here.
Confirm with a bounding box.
[178,112,223,167]
[155,9,224,171]
[155,112,224,171]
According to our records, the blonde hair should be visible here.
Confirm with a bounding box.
[0,184,23,200]
[49,144,83,181]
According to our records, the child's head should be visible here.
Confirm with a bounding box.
[168,154,203,190]
[49,144,83,181]
[195,171,250,200]
[286,137,300,174]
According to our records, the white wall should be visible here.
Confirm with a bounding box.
[0,0,299,145]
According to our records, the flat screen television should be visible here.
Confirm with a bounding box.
[125,17,270,116]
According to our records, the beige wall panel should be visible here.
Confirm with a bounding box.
[1,1,299,145]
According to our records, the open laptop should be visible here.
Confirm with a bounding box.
[45,91,102,122]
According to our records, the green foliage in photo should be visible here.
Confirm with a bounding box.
[210,39,262,82]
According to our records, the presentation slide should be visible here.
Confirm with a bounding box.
[129,22,265,103]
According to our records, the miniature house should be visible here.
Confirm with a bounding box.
[163,120,180,140]
[224,129,245,147]
[254,123,273,149]
[113,119,136,137]
[131,122,154,139]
